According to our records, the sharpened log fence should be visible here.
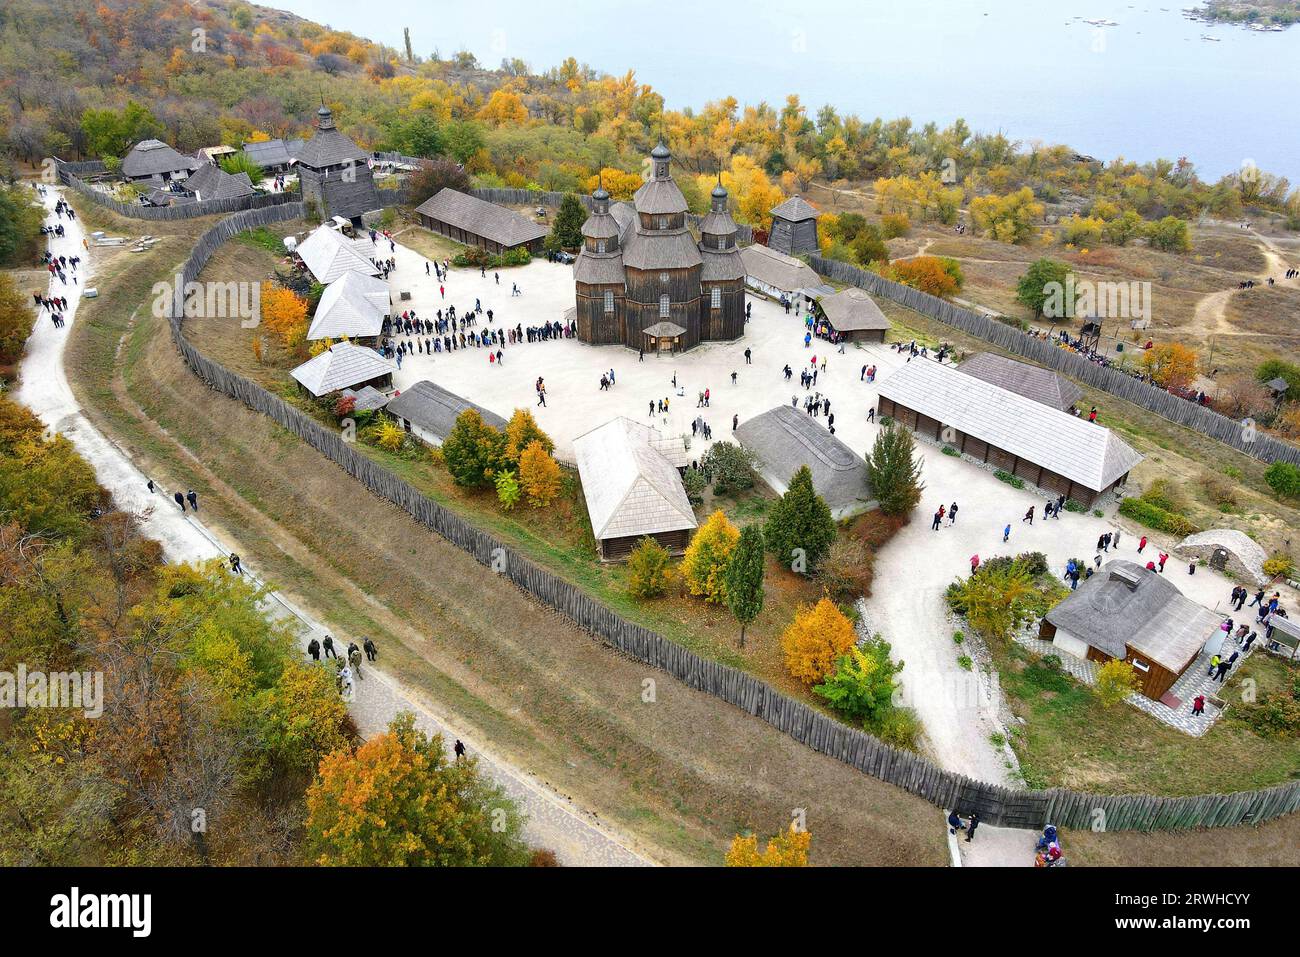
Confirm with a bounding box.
[147,201,1300,833]
[811,255,1300,467]
[56,159,298,221]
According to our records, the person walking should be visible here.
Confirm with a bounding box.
[948,810,967,836]
[307,637,321,661]
[174,491,186,512]
[322,635,338,659]
[932,509,943,531]
[186,489,198,512]
[1191,694,1205,716]
[1207,653,1220,677]
[948,502,958,525]
[1157,552,1168,573]
[1023,506,1034,525]
[965,811,980,843]
[1137,535,1147,554]
[229,553,242,575]
[1002,524,1011,543]
[348,643,364,679]
[364,637,378,662]
[970,554,980,574]
[454,739,467,761]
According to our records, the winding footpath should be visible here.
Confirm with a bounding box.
[15,185,651,867]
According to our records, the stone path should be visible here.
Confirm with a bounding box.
[16,185,650,867]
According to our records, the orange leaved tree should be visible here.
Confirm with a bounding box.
[781,597,857,685]
[725,823,811,866]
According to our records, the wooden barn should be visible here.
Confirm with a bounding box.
[1040,561,1222,700]
[415,188,548,255]
[957,353,1083,412]
[572,418,695,562]
[875,359,1142,506]
[739,243,826,301]
[385,380,506,447]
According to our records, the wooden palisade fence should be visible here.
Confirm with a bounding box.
[811,255,1300,467]
[70,182,1297,833]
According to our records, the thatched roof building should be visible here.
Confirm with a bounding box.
[815,287,890,342]
[739,244,824,299]
[734,406,873,517]
[384,380,506,447]
[121,139,198,182]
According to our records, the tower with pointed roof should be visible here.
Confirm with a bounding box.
[573,142,742,350]
[297,103,380,225]
[768,194,821,256]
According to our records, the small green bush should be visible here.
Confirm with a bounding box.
[1063,498,1087,513]
[952,631,964,645]
[941,445,960,457]
[870,707,921,751]
[1118,497,1199,537]
[957,655,973,671]
[626,537,672,600]
[1264,461,1300,500]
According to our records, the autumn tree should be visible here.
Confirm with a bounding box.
[681,509,740,604]
[502,409,554,468]
[969,187,1043,244]
[865,422,925,517]
[0,186,45,269]
[814,640,904,725]
[0,274,36,366]
[724,524,765,647]
[626,536,672,599]
[476,88,529,127]
[725,823,811,867]
[781,598,857,686]
[406,158,471,206]
[260,287,308,351]
[890,255,961,298]
[1094,659,1141,708]
[586,167,642,200]
[440,409,505,487]
[517,439,562,507]
[1140,342,1199,392]
[305,712,528,866]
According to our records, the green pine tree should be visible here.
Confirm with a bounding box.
[549,193,587,250]
[865,422,925,517]
[724,525,766,647]
[763,465,837,573]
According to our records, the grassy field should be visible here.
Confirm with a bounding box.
[61,196,949,867]
[994,639,1300,795]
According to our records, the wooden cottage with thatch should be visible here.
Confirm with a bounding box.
[875,359,1142,506]
[1040,561,1221,700]
[573,145,744,351]
[572,417,696,561]
[385,380,506,447]
[414,188,548,255]
[767,195,821,256]
[814,287,890,342]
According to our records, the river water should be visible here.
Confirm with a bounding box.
[280,0,1300,182]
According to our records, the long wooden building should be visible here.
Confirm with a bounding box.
[875,359,1142,506]
[415,188,548,255]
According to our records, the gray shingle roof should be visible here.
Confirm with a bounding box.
[621,226,702,271]
[572,418,697,541]
[633,178,689,215]
[296,124,371,170]
[290,342,395,396]
[816,287,890,333]
[307,270,391,340]
[876,359,1143,492]
[740,244,821,292]
[384,380,506,440]
[242,138,302,168]
[1045,560,1220,671]
[122,140,198,179]
[414,189,548,248]
[700,247,746,282]
[339,385,391,412]
[735,405,873,514]
[574,253,626,286]
[958,353,1083,411]
[770,195,820,221]
[183,163,255,202]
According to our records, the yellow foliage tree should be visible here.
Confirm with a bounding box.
[260,286,308,351]
[781,598,857,685]
[1140,342,1199,392]
[376,421,405,453]
[477,89,528,127]
[702,155,784,231]
[681,509,740,603]
[518,439,561,508]
[725,824,811,867]
[585,167,643,201]
[969,187,1044,245]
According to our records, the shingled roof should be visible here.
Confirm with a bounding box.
[572,418,696,542]
[740,244,822,293]
[816,287,890,333]
[183,163,255,202]
[296,225,380,284]
[414,189,548,248]
[876,359,1143,493]
[735,405,873,515]
[770,195,820,222]
[121,140,198,179]
[242,138,303,169]
[296,105,371,169]
[307,270,391,340]
[958,353,1083,412]
[385,380,506,441]
[290,342,395,396]
[1045,560,1220,672]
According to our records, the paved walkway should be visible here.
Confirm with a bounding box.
[15,185,650,867]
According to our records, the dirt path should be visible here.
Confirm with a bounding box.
[15,186,651,867]
[1192,228,1296,337]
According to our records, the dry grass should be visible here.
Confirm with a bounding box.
[1064,812,1300,866]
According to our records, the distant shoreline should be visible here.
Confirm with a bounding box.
[1185,0,1300,31]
